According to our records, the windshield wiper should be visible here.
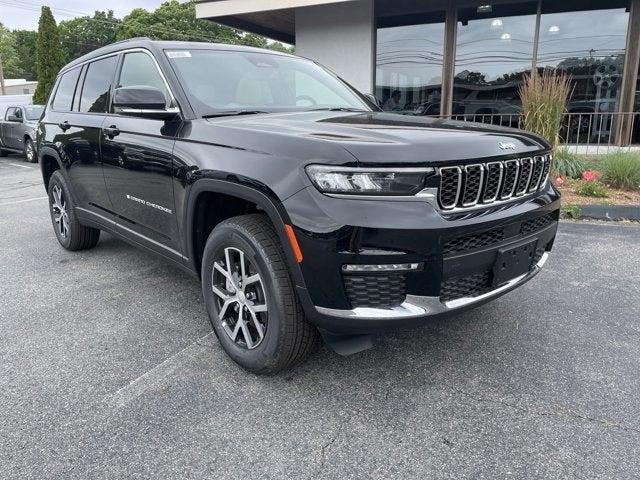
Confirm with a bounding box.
[203,110,270,118]
[308,107,368,112]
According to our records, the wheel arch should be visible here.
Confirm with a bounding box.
[185,179,306,287]
[38,146,64,192]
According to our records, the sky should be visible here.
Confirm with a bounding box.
[0,0,169,30]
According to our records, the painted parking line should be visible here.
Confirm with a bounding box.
[9,163,32,169]
[0,196,47,207]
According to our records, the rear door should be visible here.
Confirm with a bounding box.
[101,50,181,256]
[45,60,116,215]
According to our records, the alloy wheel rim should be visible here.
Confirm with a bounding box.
[51,185,69,239]
[211,246,268,349]
[26,142,34,161]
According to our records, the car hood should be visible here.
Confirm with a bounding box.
[201,111,550,166]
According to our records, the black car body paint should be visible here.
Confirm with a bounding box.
[37,39,560,343]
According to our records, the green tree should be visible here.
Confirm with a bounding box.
[33,6,64,104]
[59,11,120,62]
[117,1,239,43]
[116,0,291,52]
[0,23,20,78]
[14,30,38,81]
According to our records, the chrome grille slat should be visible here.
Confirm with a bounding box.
[515,157,534,196]
[439,167,462,209]
[437,154,550,211]
[461,164,484,207]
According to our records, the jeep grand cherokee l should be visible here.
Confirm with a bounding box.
[37,39,560,373]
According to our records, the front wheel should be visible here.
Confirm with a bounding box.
[47,171,100,251]
[201,214,319,374]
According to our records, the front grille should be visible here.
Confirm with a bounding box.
[343,273,407,308]
[440,271,493,302]
[438,154,551,211]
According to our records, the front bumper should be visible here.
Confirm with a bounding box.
[284,181,560,334]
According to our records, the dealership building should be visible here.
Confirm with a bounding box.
[196,0,640,145]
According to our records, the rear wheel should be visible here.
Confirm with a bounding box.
[48,171,100,251]
[201,214,319,374]
[25,138,36,163]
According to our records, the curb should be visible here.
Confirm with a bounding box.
[578,204,640,221]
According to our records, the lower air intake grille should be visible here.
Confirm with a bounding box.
[443,227,505,256]
[343,273,407,308]
[520,213,555,235]
[440,271,493,302]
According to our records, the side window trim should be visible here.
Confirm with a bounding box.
[50,66,82,113]
[72,65,87,112]
[78,54,119,114]
[111,49,179,115]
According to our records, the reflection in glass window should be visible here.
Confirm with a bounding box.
[375,16,445,115]
[454,3,537,123]
[537,6,629,116]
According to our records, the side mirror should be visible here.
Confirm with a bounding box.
[8,114,22,122]
[113,86,178,119]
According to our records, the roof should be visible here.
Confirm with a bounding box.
[61,38,291,73]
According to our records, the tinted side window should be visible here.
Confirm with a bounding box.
[117,52,169,104]
[52,68,81,111]
[80,56,118,113]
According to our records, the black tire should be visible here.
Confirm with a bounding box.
[201,214,319,374]
[24,138,37,163]
[47,170,100,251]
[0,148,8,157]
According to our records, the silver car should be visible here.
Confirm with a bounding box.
[0,105,44,163]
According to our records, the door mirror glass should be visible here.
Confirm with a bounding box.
[113,86,177,118]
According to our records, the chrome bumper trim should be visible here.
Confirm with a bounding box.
[314,253,549,320]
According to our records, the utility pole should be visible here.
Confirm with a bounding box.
[0,53,6,96]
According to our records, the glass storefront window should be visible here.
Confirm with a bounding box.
[453,3,538,123]
[375,14,445,115]
[538,2,629,117]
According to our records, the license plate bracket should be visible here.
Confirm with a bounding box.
[492,239,538,287]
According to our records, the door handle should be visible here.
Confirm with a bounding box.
[58,121,71,131]
[104,125,120,138]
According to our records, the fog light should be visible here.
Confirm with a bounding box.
[342,263,421,273]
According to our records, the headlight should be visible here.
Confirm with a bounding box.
[305,165,434,196]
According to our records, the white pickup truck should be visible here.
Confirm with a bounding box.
[0,105,44,163]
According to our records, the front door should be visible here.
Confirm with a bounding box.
[101,50,181,257]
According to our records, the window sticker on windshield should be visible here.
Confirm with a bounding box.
[166,51,191,58]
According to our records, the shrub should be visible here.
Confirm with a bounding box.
[562,203,582,219]
[519,69,572,151]
[575,180,608,198]
[553,148,586,179]
[601,151,640,190]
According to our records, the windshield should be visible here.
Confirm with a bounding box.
[165,49,371,115]
[24,106,44,120]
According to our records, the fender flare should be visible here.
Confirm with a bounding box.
[37,146,65,191]
[184,178,307,289]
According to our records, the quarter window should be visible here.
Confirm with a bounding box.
[79,56,118,113]
[52,68,81,111]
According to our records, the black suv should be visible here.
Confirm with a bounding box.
[37,39,560,373]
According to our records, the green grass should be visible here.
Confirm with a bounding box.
[600,151,640,190]
[553,148,586,179]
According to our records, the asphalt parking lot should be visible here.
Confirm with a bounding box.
[1,155,640,479]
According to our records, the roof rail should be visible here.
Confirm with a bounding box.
[110,37,152,45]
